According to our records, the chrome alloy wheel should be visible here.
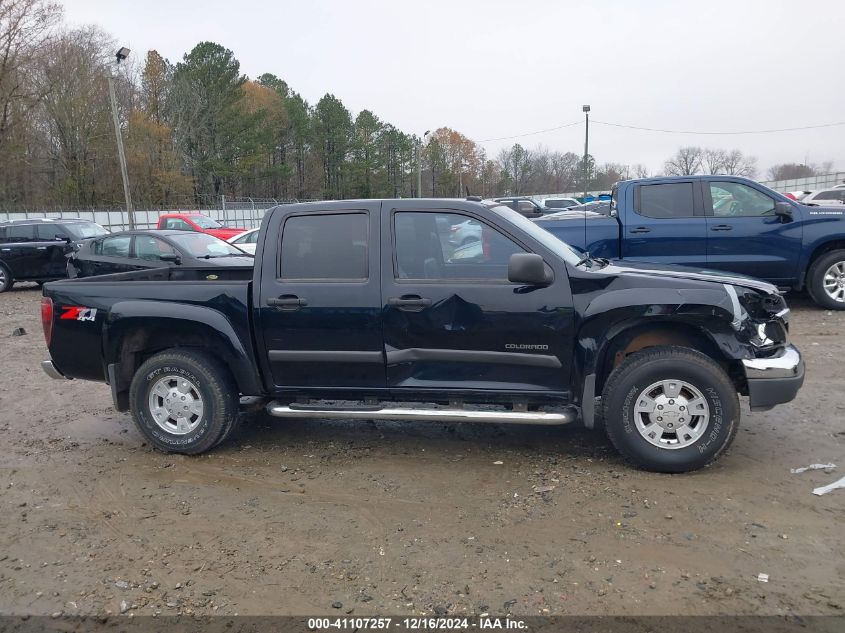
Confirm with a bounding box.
[633,379,710,450]
[822,261,845,303]
[0,266,7,288]
[148,375,204,435]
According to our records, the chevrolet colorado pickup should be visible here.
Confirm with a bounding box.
[41,199,804,472]
[536,175,845,309]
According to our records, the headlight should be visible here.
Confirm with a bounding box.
[732,287,789,348]
[736,287,787,321]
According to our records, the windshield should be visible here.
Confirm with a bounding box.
[65,222,109,239]
[190,215,222,229]
[487,204,584,265]
[169,233,248,258]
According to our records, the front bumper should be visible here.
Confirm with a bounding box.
[742,344,804,412]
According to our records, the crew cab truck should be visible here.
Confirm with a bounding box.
[536,175,845,309]
[41,199,804,473]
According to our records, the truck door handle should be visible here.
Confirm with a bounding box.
[630,227,651,234]
[267,295,307,309]
[37,246,48,250]
[710,224,733,231]
[388,295,432,311]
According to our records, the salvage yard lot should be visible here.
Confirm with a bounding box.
[0,285,842,616]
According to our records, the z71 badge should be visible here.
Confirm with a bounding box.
[60,306,98,322]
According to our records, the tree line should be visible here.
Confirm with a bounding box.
[0,1,836,211]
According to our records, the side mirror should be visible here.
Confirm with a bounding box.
[774,201,793,222]
[508,253,549,285]
[56,234,71,243]
[160,253,182,264]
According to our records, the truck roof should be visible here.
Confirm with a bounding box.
[617,174,759,187]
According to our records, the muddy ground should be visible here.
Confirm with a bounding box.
[0,284,842,618]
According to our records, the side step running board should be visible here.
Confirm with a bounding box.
[265,402,577,426]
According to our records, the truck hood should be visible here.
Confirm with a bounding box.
[600,260,779,295]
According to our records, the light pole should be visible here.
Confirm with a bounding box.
[417,130,430,198]
[582,105,590,199]
[109,47,134,228]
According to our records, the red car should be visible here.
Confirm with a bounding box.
[156,213,246,241]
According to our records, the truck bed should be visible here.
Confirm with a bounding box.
[43,267,256,386]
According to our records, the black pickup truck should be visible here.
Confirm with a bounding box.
[40,199,804,472]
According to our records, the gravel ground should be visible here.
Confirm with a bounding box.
[0,284,842,617]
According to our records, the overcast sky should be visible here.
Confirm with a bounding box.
[62,0,844,177]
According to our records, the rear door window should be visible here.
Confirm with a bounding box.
[280,213,368,280]
[5,224,34,241]
[637,182,696,218]
[36,224,65,241]
[134,235,178,261]
[99,235,131,257]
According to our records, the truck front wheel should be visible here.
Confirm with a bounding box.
[601,346,740,473]
[807,249,845,310]
[129,349,239,454]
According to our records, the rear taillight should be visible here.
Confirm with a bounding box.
[41,297,54,346]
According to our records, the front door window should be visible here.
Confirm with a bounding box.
[709,182,775,217]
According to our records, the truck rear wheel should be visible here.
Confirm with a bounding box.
[601,346,739,473]
[129,349,239,454]
[807,249,845,310]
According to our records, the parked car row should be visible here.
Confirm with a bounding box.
[0,213,254,291]
[5,178,845,294]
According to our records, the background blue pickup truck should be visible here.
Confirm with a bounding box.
[536,175,845,309]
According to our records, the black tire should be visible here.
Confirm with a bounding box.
[129,349,239,454]
[807,249,845,310]
[601,346,740,473]
[0,263,13,293]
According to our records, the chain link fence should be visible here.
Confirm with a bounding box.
[758,172,845,194]
[0,197,314,232]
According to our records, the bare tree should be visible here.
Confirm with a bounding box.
[498,143,533,194]
[720,149,757,178]
[0,0,62,149]
[703,148,726,174]
[767,163,815,180]
[35,26,122,206]
[664,146,703,175]
[632,163,650,179]
[701,148,757,177]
